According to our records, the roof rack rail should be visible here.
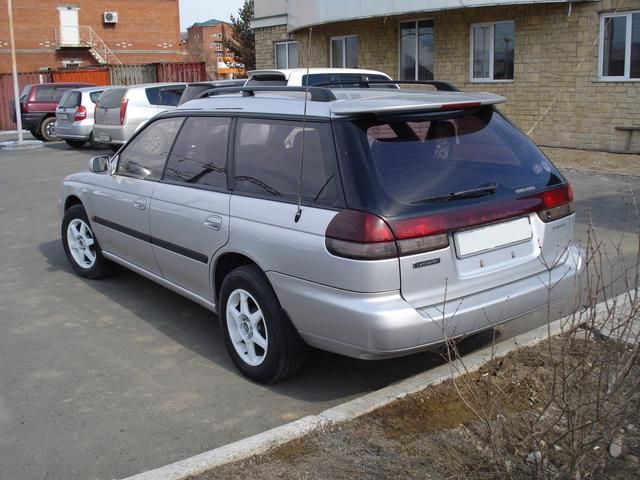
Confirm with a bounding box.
[315,80,460,92]
[197,86,337,102]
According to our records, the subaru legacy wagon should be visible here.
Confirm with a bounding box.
[59,85,583,383]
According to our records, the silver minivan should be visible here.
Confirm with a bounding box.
[55,86,111,148]
[92,82,186,150]
[60,84,583,383]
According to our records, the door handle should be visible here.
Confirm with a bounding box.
[204,215,223,231]
[133,198,147,210]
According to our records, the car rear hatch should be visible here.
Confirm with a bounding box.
[56,90,82,126]
[94,88,126,126]
[331,104,575,309]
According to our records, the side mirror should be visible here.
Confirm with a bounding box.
[88,155,110,174]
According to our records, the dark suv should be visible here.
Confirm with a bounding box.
[13,82,95,141]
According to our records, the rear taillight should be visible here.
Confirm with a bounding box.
[537,183,574,222]
[74,105,87,121]
[325,184,574,261]
[325,210,398,260]
[119,98,129,125]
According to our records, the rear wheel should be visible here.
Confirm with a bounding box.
[30,129,44,141]
[220,265,307,383]
[65,139,85,149]
[40,117,59,142]
[61,204,112,279]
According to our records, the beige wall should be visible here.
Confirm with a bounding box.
[254,0,640,153]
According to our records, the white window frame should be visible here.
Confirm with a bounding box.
[274,41,298,69]
[599,11,640,81]
[330,35,358,68]
[469,20,515,83]
[397,18,435,81]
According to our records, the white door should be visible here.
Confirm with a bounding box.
[58,6,80,46]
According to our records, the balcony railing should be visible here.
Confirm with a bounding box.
[54,26,121,65]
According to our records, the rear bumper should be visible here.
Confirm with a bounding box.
[21,112,47,131]
[268,245,584,360]
[54,122,93,140]
[92,124,135,145]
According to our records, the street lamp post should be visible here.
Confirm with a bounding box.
[7,0,24,144]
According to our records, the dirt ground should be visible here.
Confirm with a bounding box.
[191,333,640,480]
[542,147,640,176]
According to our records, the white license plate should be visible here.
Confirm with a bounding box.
[454,217,532,258]
[96,133,111,142]
[57,113,68,120]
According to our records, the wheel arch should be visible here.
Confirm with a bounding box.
[213,252,265,306]
[64,195,83,212]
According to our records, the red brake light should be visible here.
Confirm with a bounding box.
[119,98,129,125]
[325,210,397,260]
[74,105,87,121]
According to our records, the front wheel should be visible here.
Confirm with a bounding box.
[61,204,112,279]
[40,117,59,142]
[220,265,307,383]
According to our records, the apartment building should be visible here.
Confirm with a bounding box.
[185,18,242,79]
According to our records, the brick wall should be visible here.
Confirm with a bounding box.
[255,0,640,153]
[0,0,184,72]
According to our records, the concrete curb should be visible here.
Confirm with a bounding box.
[121,292,632,480]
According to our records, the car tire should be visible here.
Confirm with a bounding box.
[30,129,44,141]
[39,117,59,142]
[61,204,112,279]
[220,265,307,384]
[65,139,85,149]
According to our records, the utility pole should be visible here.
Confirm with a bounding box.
[8,0,24,144]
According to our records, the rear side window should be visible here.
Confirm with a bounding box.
[163,116,230,189]
[35,86,69,102]
[234,118,341,207]
[98,88,125,108]
[146,86,185,106]
[117,117,184,181]
[336,108,563,207]
[60,91,81,108]
[89,91,104,104]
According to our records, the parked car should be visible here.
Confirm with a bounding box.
[55,86,112,148]
[245,68,396,87]
[92,83,186,151]
[11,82,95,142]
[60,84,583,383]
[177,79,246,106]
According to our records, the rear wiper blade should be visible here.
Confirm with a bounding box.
[412,183,497,205]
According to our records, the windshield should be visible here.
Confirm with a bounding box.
[334,108,564,213]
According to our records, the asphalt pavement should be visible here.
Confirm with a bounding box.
[0,140,638,479]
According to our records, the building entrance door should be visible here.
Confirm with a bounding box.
[58,6,80,46]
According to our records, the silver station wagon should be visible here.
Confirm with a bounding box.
[59,84,583,383]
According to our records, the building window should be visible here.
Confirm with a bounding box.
[330,35,358,68]
[275,41,299,69]
[600,11,640,80]
[399,20,434,81]
[470,21,515,81]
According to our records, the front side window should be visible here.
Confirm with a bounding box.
[275,41,299,69]
[116,117,184,180]
[163,116,230,189]
[233,118,341,207]
[399,20,434,80]
[330,35,358,68]
[471,21,515,81]
[600,11,640,80]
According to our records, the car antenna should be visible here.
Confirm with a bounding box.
[294,27,312,223]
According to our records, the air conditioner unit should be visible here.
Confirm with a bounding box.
[103,11,118,24]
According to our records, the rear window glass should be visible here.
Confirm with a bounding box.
[60,91,81,108]
[302,73,395,88]
[337,109,563,206]
[163,116,230,189]
[234,118,342,207]
[146,86,185,106]
[34,86,70,102]
[98,88,125,108]
[245,74,287,86]
[19,86,31,102]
